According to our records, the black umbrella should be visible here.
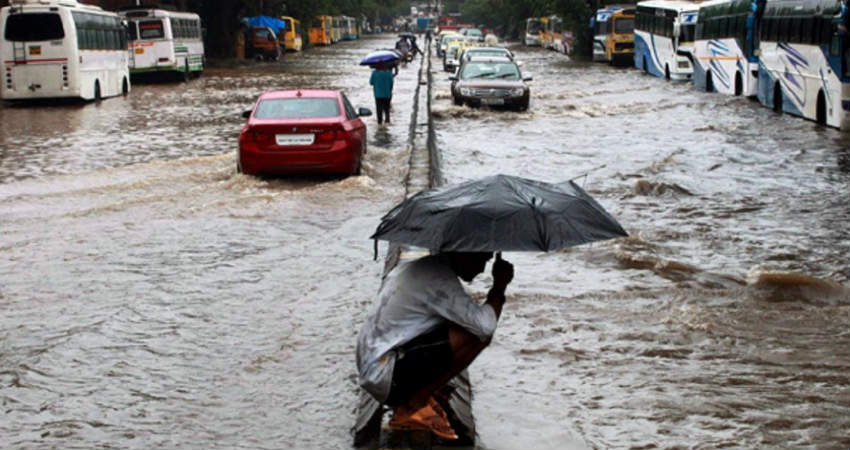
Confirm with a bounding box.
[371,174,628,255]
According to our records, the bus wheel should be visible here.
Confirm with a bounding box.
[773,83,782,113]
[122,77,129,96]
[816,90,827,125]
[665,65,671,81]
[734,72,743,96]
[706,71,714,93]
[94,81,101,102]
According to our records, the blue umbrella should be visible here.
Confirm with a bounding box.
[360,50,400,66]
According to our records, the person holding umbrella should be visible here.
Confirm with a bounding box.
[369,61,396,125]
[356,174,629,441]
[356,251,514,440]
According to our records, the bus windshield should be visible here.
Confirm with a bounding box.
[139,20,164,39]
[5,13,65,41]
[614,18,634,34]
[527,20,542,34]
[680,23,696,42]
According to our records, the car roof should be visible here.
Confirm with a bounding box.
[258,90,340,100]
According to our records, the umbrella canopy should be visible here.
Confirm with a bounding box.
[371,174,628,253]
[360,50,400,66]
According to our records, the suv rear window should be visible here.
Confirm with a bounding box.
[5,13,64,41]
[255,98,340,119]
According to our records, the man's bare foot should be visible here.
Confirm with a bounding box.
[389,403,458,440]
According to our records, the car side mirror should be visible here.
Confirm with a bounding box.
[242,109,252,119]
[358,107,372,117]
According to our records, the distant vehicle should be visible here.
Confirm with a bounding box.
[692,0,756,96]
[461,47,514,65]
[634,0,699,81]
[1,0,130,101]
[238,90,372,176]
[460,27,484,42]
[600,8,634,65]
[331,16,343,43]
[449,58,532,111]
[524,18,543,46]
[437,32,461,57]
[281,16,303,51]
[756,0,849,129]
[538,16,551,47]
[121,7,204,81]
[340,16,358,40]
[247,26,281,61]
[444,38,476,72]
[592,7,622,62]
[545,15,571,54]
[309,15,332,45]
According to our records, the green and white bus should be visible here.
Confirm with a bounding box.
[120,8,204,81]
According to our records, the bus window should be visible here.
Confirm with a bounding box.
[139,20,164,39]
[128,22,138,41]
[5,13,65,41]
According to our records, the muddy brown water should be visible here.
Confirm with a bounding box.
[1,35,848,450]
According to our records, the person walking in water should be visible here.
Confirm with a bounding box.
[370,62,395,125]
[356,252,514,440]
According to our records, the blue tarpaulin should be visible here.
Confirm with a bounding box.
[242,15,287,36]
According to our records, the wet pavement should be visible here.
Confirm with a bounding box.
[0,34,848,450]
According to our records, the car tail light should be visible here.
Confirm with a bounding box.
[315,127,345,143]
[239,128,273,150]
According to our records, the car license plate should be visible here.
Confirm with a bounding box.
[275,133,315,146]
[481,98,504,106]
[134,48,145,54]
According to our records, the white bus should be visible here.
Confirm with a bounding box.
[525,17,543,46]
[121,8,204,81]
[1,0,130,101]
[693,0,760,96]
[593,7,622,61]
[634,0,700,81]
[757,0,849,129]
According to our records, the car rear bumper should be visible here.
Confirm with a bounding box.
[454,93,528,107]
[239,141,360,175]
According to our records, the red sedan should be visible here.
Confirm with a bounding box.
[238,89,371,176]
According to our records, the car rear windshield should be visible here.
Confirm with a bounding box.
[254,98,340,119]
[5,13,64,42]
[461,62,520,80]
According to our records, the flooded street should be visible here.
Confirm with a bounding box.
[431,46,850,449]
[0,32,848,450]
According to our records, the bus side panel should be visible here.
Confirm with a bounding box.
[593,35,608,61]
[634,31,662,77]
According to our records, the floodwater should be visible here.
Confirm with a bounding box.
[0,34,847,450]
[431,46,850,449]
